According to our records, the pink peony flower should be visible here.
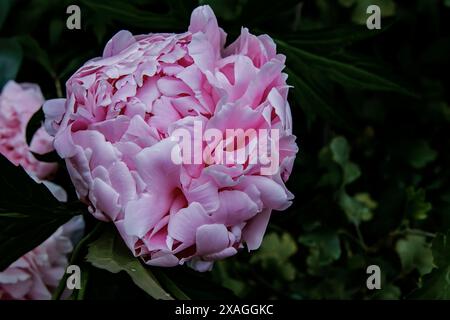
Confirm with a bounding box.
[0,81,57,180]
[44,5,298,271]
[0,216,84,300]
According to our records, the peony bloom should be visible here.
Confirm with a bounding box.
[44,5,298,271]
[0,216,84,300]
[0,81,57,180]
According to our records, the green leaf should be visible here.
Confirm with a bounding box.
[406,140,438,169]
[330,136,361,186]
[395,235,434,275]
[325,137,375,224]
[354,193,378,210]
[81,0,182,30]
[299,231,342,271]
[0,154,60,210]
[338,191,375,224]
[49,18,64,47]
[277,40,414,96]
[0,154,81,270]
[0,38,23,88]
[342,162,362,186]
[212,261,247,297]
[250,232,298,281]
[405,187,432,221]
[410,266,450,299]
[330,136,350,165]
[430,231,450,269]
[86,226,174,300]
[0,0,13,30]
[17,36,55,76]
[409,231,450,299]
[318,147,342,188]
[285,68,347,127]
[283,21,393,50]
[151,269,190,300]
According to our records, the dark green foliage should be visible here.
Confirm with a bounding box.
[0,155,84,271]
[0,38,22,88]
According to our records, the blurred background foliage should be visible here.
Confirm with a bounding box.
[1,0,449,299]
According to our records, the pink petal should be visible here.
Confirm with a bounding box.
[135,138,181,192]
[196,224,229,256]
[145,251,179,267]
[188,5,225,52]
[43,98,66,136]
[168,202,211,244]
[91,178,121,221]
[203,247,237,261]
[103,30,136,58]
[239,176,291,210]
[123,194,171,238]
[214,190,259,225]
[242,208,271,250]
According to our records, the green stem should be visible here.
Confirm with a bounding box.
[338,229,368,251]
[152,269,190,300]
[75,266,89,300]
[354,223,369,251]
[404,228,436,238]
[54,76,63,98]
[52,222,104,300]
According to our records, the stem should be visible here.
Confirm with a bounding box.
[152,269,190,300]
[354,223,369,251]
[338,229,368,251]
[405,229,436,238]
[292,2,303,31]
[54,77,63,98]
[75,266,89,300]
[52,222,104,300]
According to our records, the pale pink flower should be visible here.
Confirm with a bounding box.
[0,81,57,180]
[44,5,298,271]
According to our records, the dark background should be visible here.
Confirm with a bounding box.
[1,0,449,299]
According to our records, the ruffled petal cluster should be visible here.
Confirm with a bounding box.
[44,5,298,271]
[0,81,57,179]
